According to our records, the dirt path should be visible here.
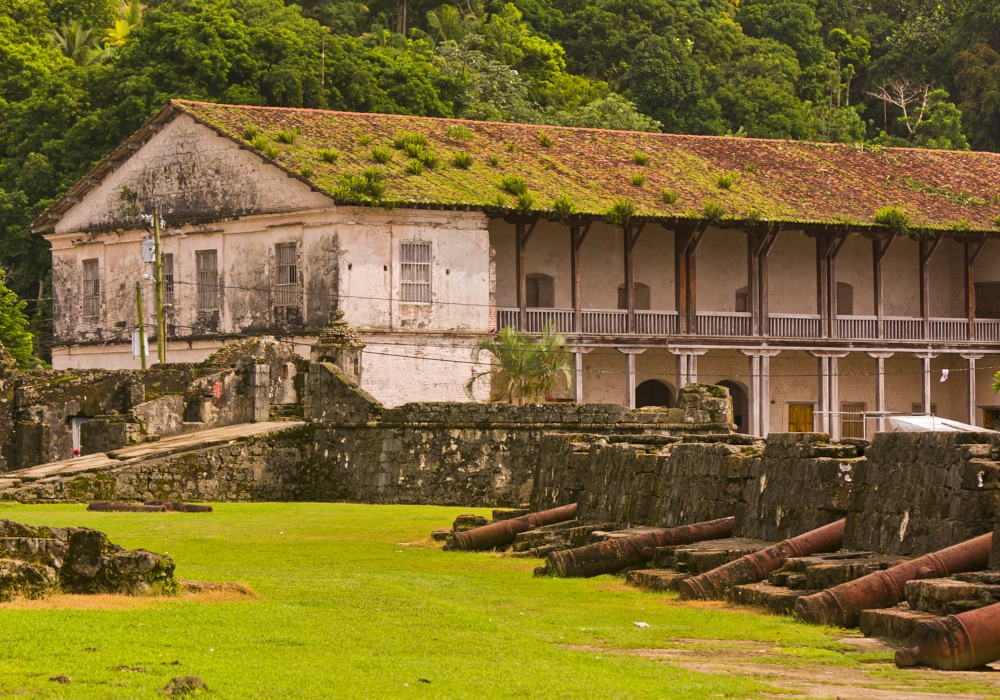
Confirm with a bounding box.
[561,637,1000,699]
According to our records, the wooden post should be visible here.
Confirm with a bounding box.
[919,237,942,340]
[757,225,779,338]
[817,238,829,339]
[675,229,689,334]
[964,240,986,341]
[748,233,760,336]
[515,222,525,331]
[571,225,581,333]
[872,233,895,339]
[624,225,635,333]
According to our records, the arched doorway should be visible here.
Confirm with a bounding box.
[717,380,748,433]
[636,379,673,408]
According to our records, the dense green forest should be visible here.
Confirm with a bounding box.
[1,0,998,358]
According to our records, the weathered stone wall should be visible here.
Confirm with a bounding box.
[845,432,1000,556]
[734,433,862,542]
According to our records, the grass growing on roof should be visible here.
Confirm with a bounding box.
[0,502,957,700]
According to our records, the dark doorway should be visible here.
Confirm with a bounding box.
[717,380,748,433]
[636,379,673,408]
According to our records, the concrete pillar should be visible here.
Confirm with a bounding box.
[572,348,592,404]
[252,363,270,423]
[811,351,848,437]
[747,353,761,436]
[869,352,894,433]
[675,353,688,391]
[742,349,780,437]
[617,348,646,409]
[961,354,985,425]
[816,354,830,434]
[915,352,938,414]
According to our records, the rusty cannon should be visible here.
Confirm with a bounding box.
[677,519,845,600]
[896,601,1000,670]
[796,532,992,628]
[87,501,168,513]
[541,517,735,578]
[449,503,578,551]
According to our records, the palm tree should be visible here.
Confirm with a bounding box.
[426,5,478,45]
[104,0,144,47]
[48,21,105,66]
[466,322,572,404]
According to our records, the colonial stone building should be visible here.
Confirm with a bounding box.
[33,100,1000,431]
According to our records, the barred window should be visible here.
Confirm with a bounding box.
[400,241,431,303]
[162,253,175,306]
[196,250,219,311]
[82,259,100,320]
[274,243,298,307]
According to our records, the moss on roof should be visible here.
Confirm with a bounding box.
[45,100,1000,234]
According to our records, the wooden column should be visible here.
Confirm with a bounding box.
[872,234,896,339]
[622,222,645,334]
[755,225,780,337]
[748,233,760,336]
[515,222,525,330]
[674,223,705,335]
[828,232,848,338]
[964,239,986,341]
[817,237,829,339]
[568,220,592,334]
[675,229,689,334]
[509,215,539,331]
[919,237,942,340]
[624,226,634,334]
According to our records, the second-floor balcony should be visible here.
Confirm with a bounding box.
[496,308,1000,343]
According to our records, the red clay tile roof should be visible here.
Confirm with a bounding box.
[33,100,1000,234]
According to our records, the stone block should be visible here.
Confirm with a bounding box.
[860,607,941,639]
[728,582,814,615]
[626,568,690,592]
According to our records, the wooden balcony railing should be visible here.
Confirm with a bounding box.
[496,307,997,342]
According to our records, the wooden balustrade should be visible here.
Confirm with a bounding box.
[494,307,999,343]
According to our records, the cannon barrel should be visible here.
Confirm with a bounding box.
[677,519,845,600]
[87,501,167,513]
[545,517,734,578]
[896,601,1000,670]
[449,503,578,551]
[795,532,992,628]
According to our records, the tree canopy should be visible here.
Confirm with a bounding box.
[0,0,993,359]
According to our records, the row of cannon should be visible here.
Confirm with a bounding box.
[447,504,1000,672]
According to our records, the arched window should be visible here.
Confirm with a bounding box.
[836,282,854,316]
[636,379,673,408]
[526,273,554,308]
[617,282,650,310]
[735,286,748,312]
[717,380,748,434]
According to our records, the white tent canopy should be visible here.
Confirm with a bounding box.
[886,416,998,433]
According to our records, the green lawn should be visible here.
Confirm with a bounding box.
[0,502,975,699]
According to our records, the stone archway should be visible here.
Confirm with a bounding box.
[636,379,673,408]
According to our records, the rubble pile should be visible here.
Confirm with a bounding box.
[0,519,176,601]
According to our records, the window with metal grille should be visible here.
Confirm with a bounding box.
[274,243,298,307]
[162,253,175,306]
[82,259,100,320]
[400,241,432,303]
[911,402,938,415]
[196,250,219,311]
[841,401,866,438]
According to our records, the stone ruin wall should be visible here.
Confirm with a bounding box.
[534,429,1000,558]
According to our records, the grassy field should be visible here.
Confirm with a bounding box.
[0,502,996,699]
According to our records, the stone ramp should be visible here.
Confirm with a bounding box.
[0,421,306,500]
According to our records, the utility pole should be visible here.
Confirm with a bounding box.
[135,281,147,370]
[152,205,166,364]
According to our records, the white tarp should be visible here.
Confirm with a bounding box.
[886,415,997,433]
